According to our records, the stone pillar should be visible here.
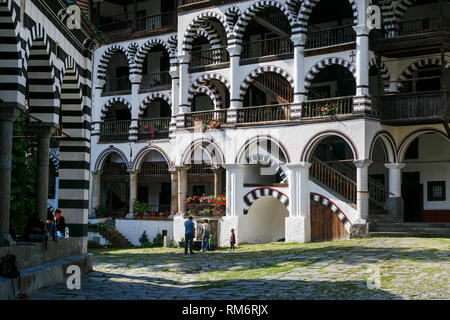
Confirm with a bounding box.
[351,159,372,238]
[222,164,245,217]
[177,166,190,213]
[226,45,242,124]
[211,166,224,196]
[169,58,179,138]
[129,74,142,142]
[0,105,20,245]
[285,162,312,243]
[291,35,307,120]
[178,54,191,115]
[91,171,102,215]
[169,168,179,213]
[352,25,371,115]
[128,170,139,217]
[33,125,56,223]
[385,163,406,221]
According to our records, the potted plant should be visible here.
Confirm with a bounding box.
[133,201,149,218]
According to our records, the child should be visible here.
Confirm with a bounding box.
[208,234,213,251]
[230,228,236,251]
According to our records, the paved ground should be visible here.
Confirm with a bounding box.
[26,237,449,300]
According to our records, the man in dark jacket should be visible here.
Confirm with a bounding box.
[184,216,195,254]
[55,209,66,238]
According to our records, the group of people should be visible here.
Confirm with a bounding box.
[183,216,236,254]
[46,208,67,240]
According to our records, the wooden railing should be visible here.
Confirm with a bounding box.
[184,109,227,128]
[237,104,291,124]
[140,72,171,90]
[100,120,131,136]
[135,12,175,32]
[188,163,213,176]
[376,90,449,124]
[138,118,171,139]
[190,46,230,68]
[254,73,294,102]
[102,162,128,176]
[98,12,133,33]
[241,36,293,59]
[306,24,356,49]
[104,78,131,92]
[302,96,354,118]
[185,203,225,217]
[382,16,450,38]
[310,157,357,204]
[255,9,291,36]
[139,162,169,176]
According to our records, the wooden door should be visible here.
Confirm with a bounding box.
[402,172,423,222]
[311,200,349,242]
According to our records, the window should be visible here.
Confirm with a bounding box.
[427,181,446,201]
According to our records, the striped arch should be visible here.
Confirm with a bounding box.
[0,0,25,107]
[398,57,450,90]
[27,24,59,125]
[188,85,222,110]
[138,92,172,117]
[397,128,450,162]
[369,130,397,164]
[243,187,289,215]
[240,65,294,99]
[305,57,356,91]
[369,57,390,92]
[225,6,242,29]
[127,42,139,58]
[244,153,288,183]
[60,66,83,138]
[233,1,297,44]
[168,35,178,57]
[181,138,225,166]
[310,193,352,232]
[49,151,60,176]
[97,45,132,82]
[133,38,172,75]
[100,97,132,119]
[187,73,231,108]
[286,0,302,16]
[94,146,130,172]
[393,0,425,23]
[298,0,358,34]
[182,11,231,52]
[301,130,359,162]
[132,145,171,172]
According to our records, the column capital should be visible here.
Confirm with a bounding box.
[353,159,373,168]
[222,163,245,170]
[176,165,191,171]
[286,162,312,169]
[127,169,140,175]
[226,44,242,56]
[129,73,142,84]
[211,165,224,173]
[30,125,56,138]
[290,34,307,46]
[352,24,370,36]
[168,167,177,174]
[178,53,191,64]
[91,170,103,176]
[385,163,406,170]
[0,103,22,121]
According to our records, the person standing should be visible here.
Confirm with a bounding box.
[184,216,195,254]
[201,220,211,252]
[230,228,236,252]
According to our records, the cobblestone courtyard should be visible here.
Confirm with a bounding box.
[27,237,449,300]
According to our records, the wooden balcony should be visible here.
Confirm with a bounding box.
[189,47,230,72]
[139,162,169,176]
[241,36,293,63]
[305,24,356,50]
[371,16,450,58]
[102,162,129,176]
[140,72,171,92]
[375,90,450,125]
[237,104,291,124]
[138,118,171,140]
[104,78,131,95]
[184,109,227,128]
[302,96,354,118]
[99,120,130,142]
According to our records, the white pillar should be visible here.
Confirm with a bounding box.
[291,35,307,120]
[169,58,179,137]
[212,166,224,196]
[354,160,373,222]
[169,168,179,214]
[128,170,139,217]
[227,45,242,110]
[385,163,405,198]
[352,25,371,114]
[222,164,245,217]
[129,74,142,142]
[91,171,102,213]
[178,54,191,114]
[285,162,312,243]
[177,166,190,213]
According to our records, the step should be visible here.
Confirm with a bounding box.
[374,222,450,229]
[369,231,450,238]
[373,227,450,234]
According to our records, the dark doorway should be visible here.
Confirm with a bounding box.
[402,172,424,222]
[138,185,149,204]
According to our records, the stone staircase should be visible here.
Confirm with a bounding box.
[369,222,450,238]
[97,219,134,248]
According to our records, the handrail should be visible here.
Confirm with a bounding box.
[100,120,131,135]
[241,36,293,59]
[305,24,356,49]
[190,46,230,68]
[184,109,227,128]
[237,104,292,124]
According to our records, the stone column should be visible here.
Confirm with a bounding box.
[226,45,242,124]
[211,166,223,196]
[178,54,191,115]
[0,105,20,245]
[385,163,406,221]
[129,74,142,142]
[169,168,179,213]
[285,162,312,243]
[91,171,102,214]
[177,166,190,213]
[33,125,56,223]
[351,159,372,237]
[128,170,140,217]
[169,58,179,138]
[352,25,371,115]
[291,35,307,120]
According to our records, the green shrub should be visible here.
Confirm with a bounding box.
[152,233,164,247]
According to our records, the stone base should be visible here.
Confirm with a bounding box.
[218,216,239,247]
[0,253,92,299]
[385,197,404,222]
[350,221,370,238]
[285,216,311,243]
